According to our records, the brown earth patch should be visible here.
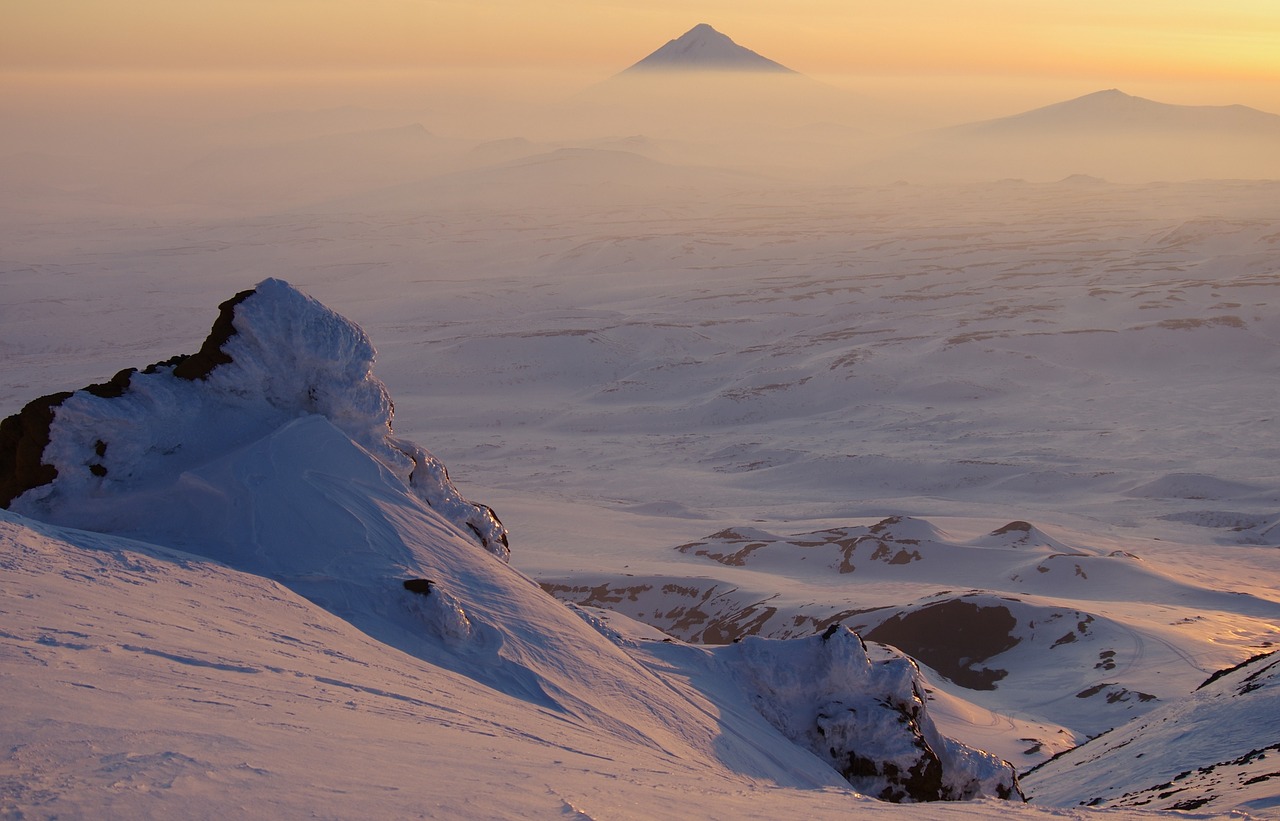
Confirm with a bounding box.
[866,599,1019,690]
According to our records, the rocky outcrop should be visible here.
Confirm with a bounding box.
[0,390,70,507]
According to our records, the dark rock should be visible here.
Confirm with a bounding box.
[866,598,1018,690]
[825,705,947,802]
[0,391,71,507]
[83,368,137,399]
[1197,650,1275,690]
[172,287,255,380]
[403,579,435,596]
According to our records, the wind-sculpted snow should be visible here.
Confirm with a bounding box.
[0,278,508,559]
[722,626,1022,802]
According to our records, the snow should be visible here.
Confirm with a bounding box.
[718,627,1020,801]
[3,65,1280,818]
[3,508,1187,820]
[1023,651,1280,814]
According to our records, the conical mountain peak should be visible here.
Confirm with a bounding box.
[623,23,796,74]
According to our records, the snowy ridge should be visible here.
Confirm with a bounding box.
[0,511,857,817]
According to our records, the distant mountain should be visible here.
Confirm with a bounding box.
[853,89,1280,183]
[958,89,1280,136]
[622,23,796,74]
[557,24,852,153]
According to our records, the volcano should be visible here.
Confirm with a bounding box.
[622,23,796,74]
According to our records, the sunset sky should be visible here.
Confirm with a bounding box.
[4,1,1280,117]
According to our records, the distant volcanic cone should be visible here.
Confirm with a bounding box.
[622,23,796,74]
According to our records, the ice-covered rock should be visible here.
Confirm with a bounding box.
[721,626,1023,802]
[0,278,508,559]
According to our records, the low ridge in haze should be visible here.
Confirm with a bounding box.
[958,88,1280,136]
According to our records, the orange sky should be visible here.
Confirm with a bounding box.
[4,1,1280,113]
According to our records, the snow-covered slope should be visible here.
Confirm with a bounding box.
[0,281,1037,815]
[2,510,1183,819]
[4,131,1280,815]
[1,511,853,819]
[545,513,1280,750]
[1023,651,1280,816]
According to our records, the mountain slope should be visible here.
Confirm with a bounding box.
[1023,652,1280,815]
[0,512,848,818]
